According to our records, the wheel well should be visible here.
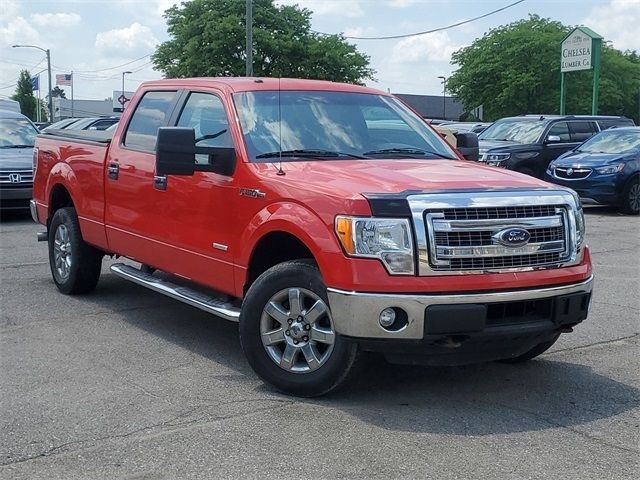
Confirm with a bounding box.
[48,184,74,226]
[245,232,315,295]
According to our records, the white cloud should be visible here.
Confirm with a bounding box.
[582,0,640,51]
[276,0,364,17]
[0,16,40,45]
[31,13,81,27]
[95,22,159,56]
[388,0,419,7]
[391,31,460,63]
[342,26,375,37]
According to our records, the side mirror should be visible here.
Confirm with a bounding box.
[455,132,479,161]
[156,126,237,177]
[546,135,562,144]
[156,127,197,176]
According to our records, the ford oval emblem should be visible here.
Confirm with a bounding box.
[493,227,531,247]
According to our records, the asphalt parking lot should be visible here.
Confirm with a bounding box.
[1,207,638,480]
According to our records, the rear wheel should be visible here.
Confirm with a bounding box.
[239,260,358,397]
[620,176,640,215]
[48,207,103,294]
[498,334,560,364]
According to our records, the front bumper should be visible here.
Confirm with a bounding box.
[0,186,32,210]
[545,173,625,205]
[327,275,593,341]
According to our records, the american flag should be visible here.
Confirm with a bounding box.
[56,73,72,86]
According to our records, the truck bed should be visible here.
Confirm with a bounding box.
[39,129,113,144]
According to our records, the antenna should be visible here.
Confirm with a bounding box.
[276,77,285,175]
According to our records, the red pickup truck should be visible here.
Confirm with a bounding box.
[31,78,593,396]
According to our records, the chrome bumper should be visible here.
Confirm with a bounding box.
[29,199,39,223]
[327,276,594,340]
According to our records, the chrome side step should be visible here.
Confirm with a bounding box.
[109,263,240,322]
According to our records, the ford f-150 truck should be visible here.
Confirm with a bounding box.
[31,78,593,396]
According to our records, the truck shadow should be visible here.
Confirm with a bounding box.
[97,272,639,437]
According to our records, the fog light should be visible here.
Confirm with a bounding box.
[379,308,396,328]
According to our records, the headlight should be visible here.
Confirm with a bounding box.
[595,163,624,174]
[568,191,586,248]
[485,152,510,166]
[335,216,414,275]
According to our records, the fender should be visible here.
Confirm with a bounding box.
[45,165,108,249]
[237,201,343,291]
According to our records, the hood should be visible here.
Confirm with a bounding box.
[253,159,554,199]
[0,147,34,170]
[553,150,636,167]
[479,139,523,152]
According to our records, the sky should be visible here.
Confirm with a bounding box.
[1,0,639,104]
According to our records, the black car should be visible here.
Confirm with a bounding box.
[477,115,635,178]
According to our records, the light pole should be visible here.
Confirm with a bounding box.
[13,44,53,121]
[437,75,447,120]
[122,71,132,111]
[246,0,253,76]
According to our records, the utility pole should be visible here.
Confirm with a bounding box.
[12,44,53,121]
[438,76,447,120]
[246,0,253,76]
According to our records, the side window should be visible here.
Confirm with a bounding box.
[124,91,177,151]
[569,121,598,142]
[177,92,232,164]
[547,122,570,142]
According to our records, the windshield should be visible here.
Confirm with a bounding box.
[0,118,38,148]
[479,120,546,144]
[233,91,457,161]
[578,129,640,154]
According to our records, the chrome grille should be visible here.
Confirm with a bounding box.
[554,167,591,180]
[432,205,560,220]
[0,169,33,185]
[407,191,581,275]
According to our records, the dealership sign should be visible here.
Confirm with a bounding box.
[561,30,593,72]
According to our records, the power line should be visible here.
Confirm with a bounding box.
[71,53,152,73]
[313,0,526,40]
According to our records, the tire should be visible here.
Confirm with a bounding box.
[498,334,560,364]
[620,176,640,215]
[239,260,358,397]
[48,207,103,294]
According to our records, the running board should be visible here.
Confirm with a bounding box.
[109,263,240,322]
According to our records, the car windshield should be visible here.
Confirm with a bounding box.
[233,90,457,161]
[0,118,38,148]
[479,120,546,144]
[577,129,640,154]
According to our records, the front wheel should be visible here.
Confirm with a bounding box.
[48,207,103,294]
[239,260,358,397]
[620,176,640,215]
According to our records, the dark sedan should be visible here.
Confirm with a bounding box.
[545,127,640,214]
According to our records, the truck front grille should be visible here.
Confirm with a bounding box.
[407,192,580,275]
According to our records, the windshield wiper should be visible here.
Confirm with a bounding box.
[363,147,455,160]
[0,144,34,149]
[256,149,367,159]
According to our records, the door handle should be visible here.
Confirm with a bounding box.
[107,162,119,180]
[154,175,167,191]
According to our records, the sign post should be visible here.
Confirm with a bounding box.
[560,26,603,115]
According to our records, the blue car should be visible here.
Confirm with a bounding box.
[545,127,640,215]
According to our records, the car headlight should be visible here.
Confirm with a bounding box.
[485,152,511,166]
[595,163,624,174]
[335,216,414,275]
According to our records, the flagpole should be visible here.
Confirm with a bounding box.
[71,71,74,117]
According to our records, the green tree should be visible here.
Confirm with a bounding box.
[49,86,67,99]
[447,15,640,122]
[11,70,38,120]
[152,0,374,84]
